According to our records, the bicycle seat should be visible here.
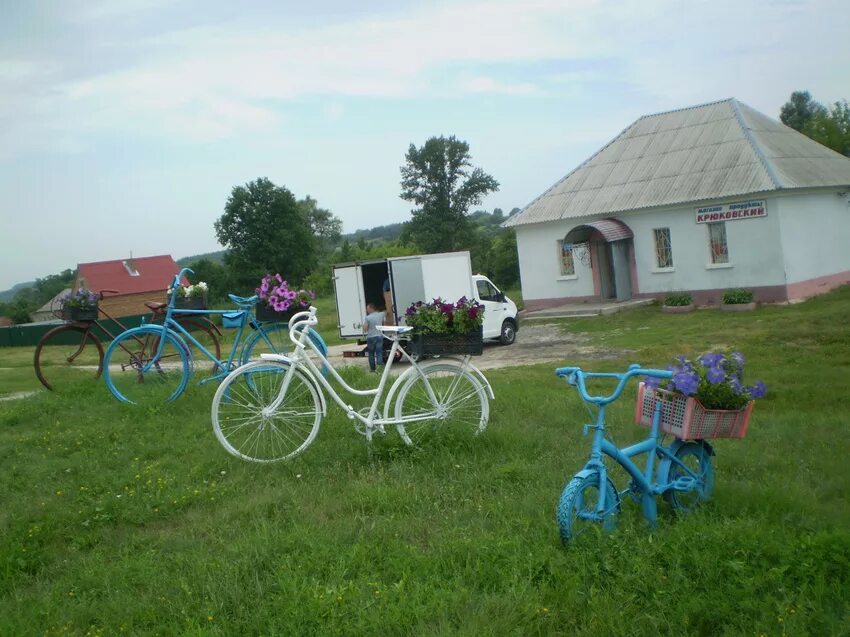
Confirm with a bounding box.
[376,325,413,339]
[228,294,258,307]
[145,301,167,313]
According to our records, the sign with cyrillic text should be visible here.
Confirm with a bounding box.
[695,200,767,224]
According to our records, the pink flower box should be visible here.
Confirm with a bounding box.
[634,382,753,440]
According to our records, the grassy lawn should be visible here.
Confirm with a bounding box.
[1,288,849,635]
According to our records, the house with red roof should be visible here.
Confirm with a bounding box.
[74,255,183,318]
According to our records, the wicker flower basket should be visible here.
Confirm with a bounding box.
[412,327,483,357]
[255,304,296,323]
[634,382,753,439]
[62,305,99,322]
[175,295,207,310]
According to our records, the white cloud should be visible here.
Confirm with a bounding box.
[3,0,849,157]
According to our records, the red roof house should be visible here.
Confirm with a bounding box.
[75,255,184,318]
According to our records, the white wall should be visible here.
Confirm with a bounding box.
[776,190,850,283]
[515,221,595,300]
[627,199,785,294]
[516,196,790,302]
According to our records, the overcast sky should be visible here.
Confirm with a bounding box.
[1,0,848,290]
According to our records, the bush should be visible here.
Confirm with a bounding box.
[722,288,754,305]
[663,292,692,307]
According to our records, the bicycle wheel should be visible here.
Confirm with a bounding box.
[241,323,291,362]
[103,326,190,404]
[174,317,222,375]
[663,442,715,512]
[557,471,620,544]
[393,363,488,446]
[211,360,322,463]
[34,325,104,391]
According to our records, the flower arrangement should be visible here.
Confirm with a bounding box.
[404,296,484,335]
[644,351,766,410]
[256,274,314,319]
[60,287,99,321]
[61,287,99,310]
[167,281,208,298]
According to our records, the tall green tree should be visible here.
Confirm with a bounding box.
[214,178,323,291]
[299,195,342,250]
[808,100,850,157]
[780,91,850,157]
[780,90,827,133]
[400,135,499,253]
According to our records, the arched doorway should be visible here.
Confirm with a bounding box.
[564,218,635,302]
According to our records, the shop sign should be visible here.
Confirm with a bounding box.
[696,200,767,224]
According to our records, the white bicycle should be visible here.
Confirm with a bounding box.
[211,306,494,463]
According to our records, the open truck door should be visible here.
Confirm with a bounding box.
[333,263,366,338]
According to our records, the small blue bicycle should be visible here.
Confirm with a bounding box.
[555,364,715,544]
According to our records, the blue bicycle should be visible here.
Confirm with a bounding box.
[103,268,327,404]
[555,364,715,544]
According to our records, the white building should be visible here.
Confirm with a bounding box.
[505,98,850,310]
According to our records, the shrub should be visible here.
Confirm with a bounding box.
[722,288,754,305]
[663,292,692,307]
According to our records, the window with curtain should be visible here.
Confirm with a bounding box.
[559,240,576,276]
[653,228,673,268]
[708,222,729,264]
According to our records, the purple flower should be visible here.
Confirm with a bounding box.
[700,353,723,368]
[468,306,479,319]
[729,376,743,394]
[440,303,454,315]
[731,352,745,371]
[748,381,767,399]
[643,376,662,389]
[456,296,468,308]
[671,370,699,396]
[706,365,725,384]
[405,305,416,316]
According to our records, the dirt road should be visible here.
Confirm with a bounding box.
[327,322,630,372]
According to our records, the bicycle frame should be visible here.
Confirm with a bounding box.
[264,311,479,435]
[155,306,252,384]
[141,267,280,384]
[556,364,714,526]
[581,399,697,523]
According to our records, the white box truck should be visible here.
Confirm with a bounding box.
[332,251,519,346]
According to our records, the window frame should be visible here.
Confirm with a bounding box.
[707,221,730,265]
[653,227,674,270]
[557,239,577,278]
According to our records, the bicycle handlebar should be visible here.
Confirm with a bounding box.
[555,364,672,405]
[228,293,258,307]
[288,306,319,347]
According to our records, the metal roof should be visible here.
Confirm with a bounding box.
[565,218,633,243]
[77,254,181,294]
[505,98,850,227]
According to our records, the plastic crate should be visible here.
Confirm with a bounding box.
[412,327,483,357]
[635,382,752,439]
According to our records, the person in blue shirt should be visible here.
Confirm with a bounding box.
[362,303,386,372]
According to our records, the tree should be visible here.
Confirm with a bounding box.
[780,91,850,157]
[780,91,827,133]
[299,195,342,249]
[214,178,319,291]
[807,100,850,157]
[400,135,499,253]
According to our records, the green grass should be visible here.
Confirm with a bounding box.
[1,288,850,635]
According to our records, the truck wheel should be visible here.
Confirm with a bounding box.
[499,320,516,345]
